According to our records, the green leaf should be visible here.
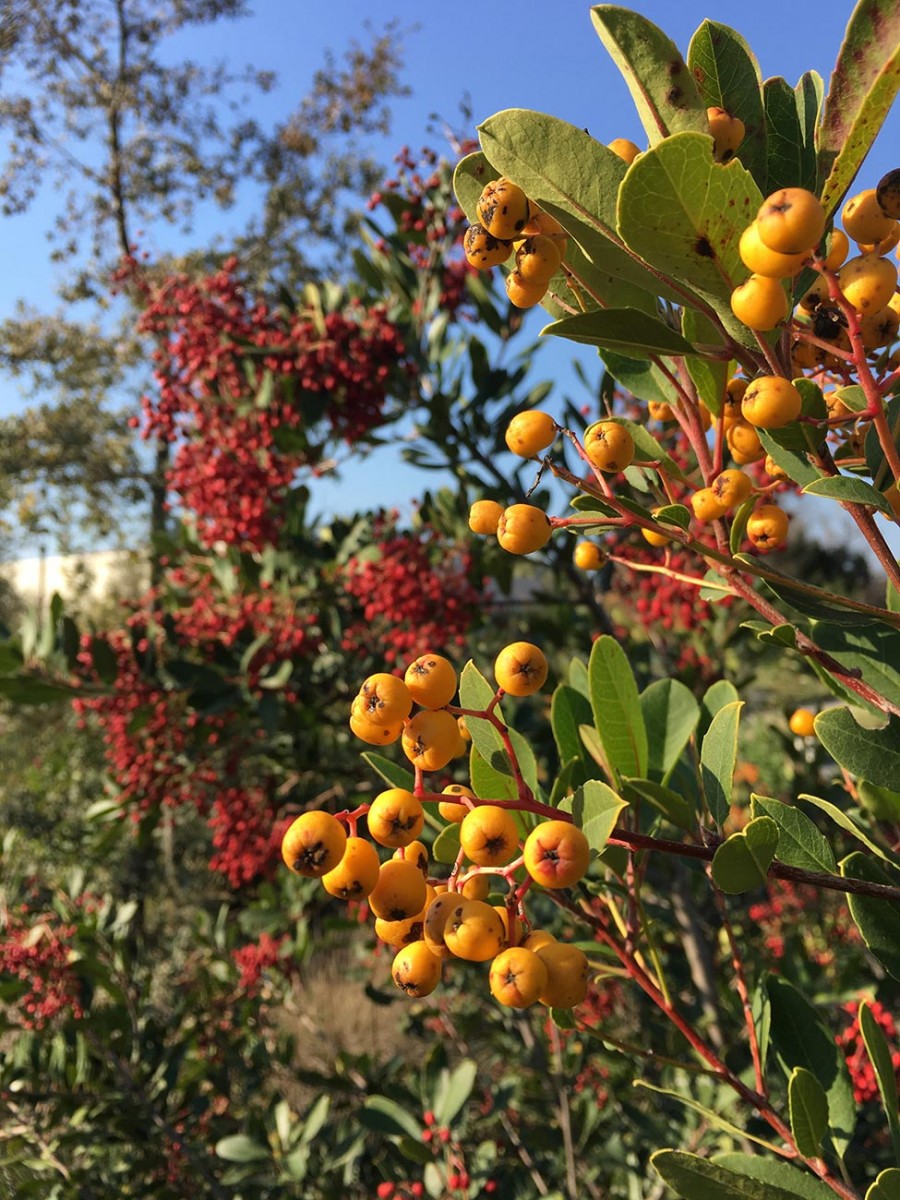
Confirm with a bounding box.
[361,753,415,794]
[814,707,900,791]
[728,494,755,556]
[599,350,681,407]
[655,504,692,532]
[634,1082,784,1154]
[542,308,696,356]
[711,817,779,893]
[559,779,627,853]
[804,475,894,514]
[752,980,771,1070]
[551,684,593,766]
[700,679,740,739]
[741,555,890,624]
[652,1149,801,1200]
[259,659,293,690]
[477,109,672,304]
[617,132,764,334]
[588,635,648,779]
[453,152,498,223]
[682,309,730,412]
[789,1067,829,1158]
[624,779,695,832]
[810,620,900,712]
[687,21,767,187]
[866,395,900,493]
[763,77,806,195]
[0,675,77,705]
[713,1153,835,1200]
[749,795,837,874]
[0,642,23,674]
[795,71,824,193]
[359,1096,423,1141]
[841,852,900,981]
[432,1059,477,1127]
[590,7,707,144]
[800,792,897,865]
[700,700,743,828]
[578,723,614,778]
[858,1001,900,1162]
[766,976,856,1160]
[215,1135,270,1163]
[640,678,700,781]
[469,745,517,802]
[459,661,512,777]
[818,1,900,215]
[432,822,461,866]
[866,1169,900,1200]
[298,1095,330,1147]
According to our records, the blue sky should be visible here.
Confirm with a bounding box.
[2,1,899,549]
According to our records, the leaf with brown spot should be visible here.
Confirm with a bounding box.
[818,0,900,215]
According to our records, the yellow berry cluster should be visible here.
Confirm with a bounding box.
[463,177,569,309]
[281,646,595,1009]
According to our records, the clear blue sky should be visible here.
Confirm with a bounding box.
[2,1,899,550]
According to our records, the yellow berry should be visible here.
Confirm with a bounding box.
[367,788,425,849]
[824,229,850,271]
[741,376,803,430]
[573,541,605,570]
[788,708,817,738]
[494,641,548,697]
[583,421,635,472]
[349,703,404,746]
[461,873,491,902]
[505,269,547,309]
[842,189,896,245]
[463,222,513,270]
[489,946,549,1008]
[707,107,745,162]
[439,783,474,824]
[368,859,428,922]
[443,898,506,962]
[477,177,531,240]
[459,805,520,868]
[756,187,825,254]
[730,274,789,331]
[690,487,728,523]
[394,840,429,878]
[282,811,347,879]
[523,820,591,889]
[401,709,461,773]
[739,221,808,278]
[404,653,457,709]
[726,419,765,465]
[535,942,590,1008]
[711,469,753,510]
[839,253,898,314]
[608,137,641,164]
[357,672,413,726]
[322,835,381,900]
[468,499,505,536]
[746,504,789,550]
[392,941,443,997]
[505,410,557,458]
[497,503,553,555]
[515,234,563,286]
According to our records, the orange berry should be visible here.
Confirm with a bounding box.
[788,708,817,738]
[401,709,460,772]
[535,942,590,1008]
[876,169,900,220]
[739,221,808,278]
[459,805,520,868]
[489,946,549,1008]
[726,419,765,464]
[494,641,548,697]
[583,421,635,472]
[824,229,850,271]
[443,898,506,962]
[707,107,745,162]
[756,187,825,254]
[573,541,605,570]
[515,234,563,286]
[392,941,443,997]
[357,672,413,726]
[461,873,491,902]
[711,469,753,510]
[282,811,347,879]
[463,222,513,270]
[741,376,803,430]
[439,783,475,824]
[497,503,553,555]
[394,840,429,878]
[730,274,789,331]
[349,705,404,746]
[505,269,547,309]
[468,499,505,536]
[842,189,896,245]
[404,653,457,709]
[322,836,381,900]
[523,819,591,889]
[477,177,531,240]
[839,253,898,314]
[690,487,728,523]
[746,504,789,550]
[608,137,641,164]
[505,410,557,458]
[367,788,425,849]
[368,859,428,922]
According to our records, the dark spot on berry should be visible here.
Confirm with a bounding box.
[695,236,714,258]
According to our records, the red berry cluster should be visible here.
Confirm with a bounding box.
[342,526,484,664]
[73,567,320,886]
[0,911,83,1029]
[747,880,859,964]
[836,998,900,1103]
[129,257,411,550]
[231,931,287,996]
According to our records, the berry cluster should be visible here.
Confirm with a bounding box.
[281,647,594,1010]
[463,178,569,309]
[836,999,900,1104]
[131,257,411,550]
[0,911,83,1029]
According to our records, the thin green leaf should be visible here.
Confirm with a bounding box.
[551,684,593,766]
[559,779,628,854]
[700,700,743,828]
[652,1149,802,1200]
[542,308,696,356]
[763,77,806,195]
[713,1153,835,1200]
[359,1096,423,1141]
[814,708,900,793]
[841,852,900,981]
[800,792,897,865]
[859,1001,900,1163]
[789,1067,829,1158]
[711,817,779,894]
[634,1082,784,1154]
[361,753,415,793]
[624,779,695,832]
[433,1060,477,1128]
[640,678,700,781]
[589,635,648,780]
[804,475,894,514]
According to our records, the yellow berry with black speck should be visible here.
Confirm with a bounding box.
[282,811,347,879]
[392,941,443,997]
[477,177,531,240]
[463,223,513,270]
[583,421,635,473]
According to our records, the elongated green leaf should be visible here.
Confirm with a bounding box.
[763,77,805,195]
[682,308,730,412]
[814,708,900,791]
[579,723,613,778]
[360,1096,423,1141]
[589,635,648,779]
[700,679,740,739]
[360,753,415,794]
[477,109,675,304]
[542,308,696,356]
[859,1001,900,1162]
[634,1082,784,1153]
[700,700,743,828]
[741,555,895,625]
[713,1153,835,1200]
[749,795,837,874]
[433,1060,477,1127]
[640,678,700,780]
[866,395,900,493]
[841,852,900,980]
[0,675,79,705]
[800,793,897,865]
[866,1169,900,1200]
[795,72,824,193]
[712,817,779,893]
[789,1067,829,1158]
[767,976,856,1159]
[810,621,900,712]
[652,1149,801,1200]
[551,684,593,766]
[624,778,695,832]
[599,349,681,407]
[752,979,771,1069]
[687,21,767,187]
[804,475,894,514]
[818,1,900,214]
[590,6,708,144]
[215,1135,269,1163]
[617,132,764,334]
[459,661,511,777]
[559,779,627,853]
[469,745,516,803]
